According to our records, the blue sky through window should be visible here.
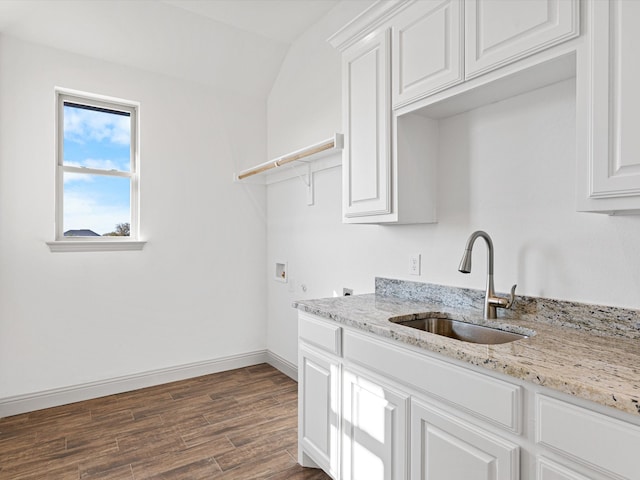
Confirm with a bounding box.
[63,104,132,236]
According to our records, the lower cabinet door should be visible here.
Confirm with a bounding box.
[537,457,592,480]
[299,344,340,478]
[411,399,519,480]
[342,368,409,480]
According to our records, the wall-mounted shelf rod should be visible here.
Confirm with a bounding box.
[235,133,343,181]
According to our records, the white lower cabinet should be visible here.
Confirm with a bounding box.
[342,368,408,480]
[298,313,640,480]
[411,399,519,480]
[535,395,640,480]
[298,344,340,478]
[536,457,592,480]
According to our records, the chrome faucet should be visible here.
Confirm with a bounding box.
[458,231,516,319]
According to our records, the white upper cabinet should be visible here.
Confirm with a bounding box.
[342,29,392,220]
[577,0,640,214]
[392,0,464,108]
[330,0,582,224]
[465,0,580,79]
[341,26,437,224]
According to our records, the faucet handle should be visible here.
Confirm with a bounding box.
[505,284,517,310]
[488,284,517,311]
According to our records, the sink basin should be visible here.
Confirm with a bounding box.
[389,313,528,345]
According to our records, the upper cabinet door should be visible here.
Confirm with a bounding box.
[392,0,464,108]
[343,29,392,220]
[577,0,640,213]
[465,0,580,79]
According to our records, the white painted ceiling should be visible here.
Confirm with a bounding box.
[162,0,340,44]
[0,0,342,98]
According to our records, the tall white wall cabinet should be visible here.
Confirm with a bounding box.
[577,0,640,213]
[298,312,640,480]
[341,29,392,220]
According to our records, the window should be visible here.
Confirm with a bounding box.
[53,90,142,250]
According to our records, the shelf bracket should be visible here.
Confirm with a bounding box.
[291,163,314,206]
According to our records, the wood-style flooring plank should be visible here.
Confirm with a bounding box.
[0,364,330,480]
[213,450,298,480]
[213,426,296,471]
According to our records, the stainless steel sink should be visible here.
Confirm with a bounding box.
[389,313,528,345]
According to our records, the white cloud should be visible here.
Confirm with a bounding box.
[64,107,130,146]
[64,191,130,235]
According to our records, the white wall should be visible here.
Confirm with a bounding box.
[0,36,267,400]
[266,3,640,367]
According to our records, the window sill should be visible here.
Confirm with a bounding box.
[46,240,147,252]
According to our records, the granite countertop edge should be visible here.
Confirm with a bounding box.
[293,290,640,418]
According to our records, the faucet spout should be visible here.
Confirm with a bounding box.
[458,231,515,320]
[458,230,493,275]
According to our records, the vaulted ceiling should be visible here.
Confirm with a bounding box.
[0,0,342,98]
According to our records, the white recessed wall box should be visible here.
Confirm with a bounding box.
[275,261,288,283]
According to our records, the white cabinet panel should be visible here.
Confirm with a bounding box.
[577,0,640,213]
[343,330,522,432]
[536,395,640,480]
[392,0,463,107]
[299,313,342,356]
[298,345,340,477]
[465,0,579,79]
[537,457,592,480]
[342,369,408,480]
[411,399,519,480]
[343,28,391,219]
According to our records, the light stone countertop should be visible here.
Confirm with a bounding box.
[293,278,640,417]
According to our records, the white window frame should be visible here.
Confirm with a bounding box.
[48,88,145,252]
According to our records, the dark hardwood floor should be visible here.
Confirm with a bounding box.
[0,364,331,479]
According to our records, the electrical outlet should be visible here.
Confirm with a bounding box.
[409,254,421,275]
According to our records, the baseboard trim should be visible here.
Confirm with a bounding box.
[266,351,298,381]
[0,350,269,418]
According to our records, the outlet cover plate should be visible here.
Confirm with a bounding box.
[409,254,421,275]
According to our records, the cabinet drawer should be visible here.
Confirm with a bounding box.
[536,395,640,479]
[343,330,521,432]
[299,313,342,356]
